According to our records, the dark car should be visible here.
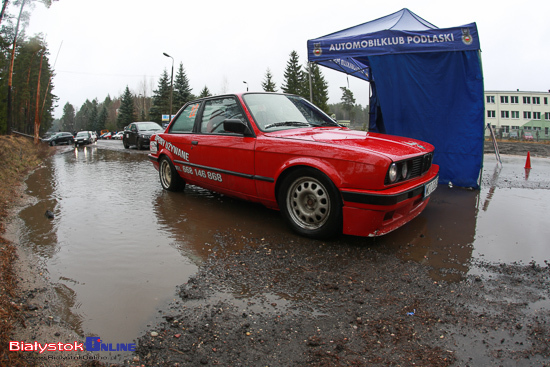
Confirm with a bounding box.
[123,122,163,150]
[43,132,74,146]
[74,131,94,146]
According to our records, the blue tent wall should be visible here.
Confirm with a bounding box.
[365,51,484,187]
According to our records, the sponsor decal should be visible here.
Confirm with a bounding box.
[461,28,473,45]
[313,42,322,56]
[154,135,190,162]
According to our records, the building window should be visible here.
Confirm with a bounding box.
[501,111,509,118]
[487,110,495,118]
[533,97,540,105]
[512,126,520,130]
[502,125,510,133]
[511,111,519,119]
[486,95,495,104]
[545,112,550,120]
[546,127,549,135]
[533,112,541,120]
[523,96,531,104]
[510,96,519,104]
[523,111,531,119]
[545,97,548,105]
[500,96,509,104]
[524,126,532,130]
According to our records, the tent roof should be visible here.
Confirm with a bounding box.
[307,8,480,81]
[319,8,438,40]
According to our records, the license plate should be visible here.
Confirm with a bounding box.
[424,176,439,198]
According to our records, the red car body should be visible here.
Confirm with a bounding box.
[148,93,439,238]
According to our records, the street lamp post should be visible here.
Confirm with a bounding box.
[163,52,174,120]
[243,81,248,92]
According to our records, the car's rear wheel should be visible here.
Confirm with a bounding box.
[159,156,185,191]
[278,168,342,238]
[50,141,56,146]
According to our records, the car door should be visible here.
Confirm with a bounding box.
[189,96,257,199]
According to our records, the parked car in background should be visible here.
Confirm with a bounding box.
[523,132,534,141]
[43,132,74,146]
[100,132,112,139]
[123,122,163,150]
[112,132,124,140]
[74,131,94,146]
[148,92,439,239]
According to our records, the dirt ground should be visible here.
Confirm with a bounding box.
[125,140,550,367]
[2,138,550,367]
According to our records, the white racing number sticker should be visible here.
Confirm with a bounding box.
[423,175,438,198]
[178,166,223,182]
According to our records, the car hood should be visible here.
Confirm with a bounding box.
[265,128,433,160]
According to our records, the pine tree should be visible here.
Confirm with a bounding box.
[261,68,277,92]
[97,106,108,132]
[281,51,304,96]
[149,70,171,123]
[303,63,330,113]
[340,87,356,121]
[117,86,136,129]
[60,102,75,132]
[198,86,211,98]
[173,62,193,110]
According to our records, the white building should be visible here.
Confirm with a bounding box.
[484,90,550,140]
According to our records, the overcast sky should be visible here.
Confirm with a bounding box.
[22,0,550,118]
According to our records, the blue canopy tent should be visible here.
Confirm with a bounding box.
[307,8,484,188]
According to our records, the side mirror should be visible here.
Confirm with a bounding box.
[223,119,252,136]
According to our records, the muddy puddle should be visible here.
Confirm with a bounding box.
[14,144,550,359]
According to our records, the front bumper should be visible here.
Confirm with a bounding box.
[341,165,439,237]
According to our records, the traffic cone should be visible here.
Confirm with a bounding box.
[525,151,531,169]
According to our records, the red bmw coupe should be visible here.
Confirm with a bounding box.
[149,93,439,238]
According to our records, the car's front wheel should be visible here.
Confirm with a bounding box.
[278,168,342,239]
[159,157,185,191]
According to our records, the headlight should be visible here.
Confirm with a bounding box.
[150,141,157,153]
[401,162,408,179]
[388,163,398,183]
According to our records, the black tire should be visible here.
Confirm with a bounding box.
[278,168,342,239]
[50,141,56,146]
[123,139,129,149]
[159,157,185,191]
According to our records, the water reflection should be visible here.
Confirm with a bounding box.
[20,146,196,351]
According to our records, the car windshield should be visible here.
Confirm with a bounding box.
[76,132,88,137]
[242,94,339,131]
[137,122,162,131]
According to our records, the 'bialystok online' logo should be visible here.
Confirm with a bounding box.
[9,337,135,354]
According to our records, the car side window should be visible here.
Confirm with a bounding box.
[200,97,245,134]
[170,103,200,133]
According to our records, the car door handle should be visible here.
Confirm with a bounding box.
[191,141,198,145]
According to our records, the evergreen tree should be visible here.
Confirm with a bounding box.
[340,87,356,121]
[261,68,277,92]
[60,102,75,132]
[173,62,193,110]
[198,86,211,98]
[281,50,304,96]
[149,70,171,123]
[117,86,136,129]
[303,63,329,113]
[97,105,108,132]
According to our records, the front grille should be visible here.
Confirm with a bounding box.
[384,153,433,185]
[409,153,433,178]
